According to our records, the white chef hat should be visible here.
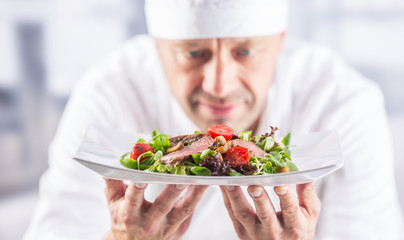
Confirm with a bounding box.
[145,0,289,39]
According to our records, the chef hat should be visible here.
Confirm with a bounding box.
[145,0,289,39]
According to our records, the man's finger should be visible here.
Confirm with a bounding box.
[164,185,209,237]
[274,185,302,229]
[247,185,281,230]
[104,177,126,202]
[149,184,188,220]
[222,186,258,229]
[168,185,209,224]
[124,182,148,210]
[220,186,246,236]
[175,214,194,238]
[296,182,321,218]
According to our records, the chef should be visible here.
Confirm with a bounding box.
[24,0,404,239]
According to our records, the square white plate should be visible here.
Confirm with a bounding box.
[73,125,343,186]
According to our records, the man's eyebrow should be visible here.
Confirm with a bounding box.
[173,41,202,48]
[233,37,269,47]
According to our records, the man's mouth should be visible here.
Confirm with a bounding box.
[199,102,236,116]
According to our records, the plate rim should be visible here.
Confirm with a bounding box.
[73,155,344,180]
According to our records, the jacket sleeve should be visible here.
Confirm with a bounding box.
[23,36,168,240]
[292,52,404,239]
[23,64,127,240]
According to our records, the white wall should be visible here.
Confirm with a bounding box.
[44,0,135,96]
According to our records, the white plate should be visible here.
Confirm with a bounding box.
[73,125,344,186]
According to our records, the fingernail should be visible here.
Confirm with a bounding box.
[135,183,147,189]
[249,189,262,198]
[275,185,288,195]
[226,185,235,191]
[176,184,188,190]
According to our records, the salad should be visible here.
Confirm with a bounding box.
[120,125,298,176]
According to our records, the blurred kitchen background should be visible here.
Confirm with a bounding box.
[0,0,403,239]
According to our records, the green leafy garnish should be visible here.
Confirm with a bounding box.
[253,135,261,145]
[239,130,252,141]
[265,153,285,168]
[227,171,243,176]
[261,137,275,152]
[119,158,149,170]
[173,165,188,175]
[263,161,277,174]
[192,153,202,165]
[136,151,153,164]
[282,133,292,147]
[285,160,298,172]
[140,150,163,166]
[120,157,138,169]
[151,163,189,175]
[149,130,171,153]
[200,149,215,160]
[151,130,159,138]
[190,166,211,176]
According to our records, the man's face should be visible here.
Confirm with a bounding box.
[156,34,284,133]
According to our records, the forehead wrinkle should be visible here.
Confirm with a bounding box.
[232,38,250,44]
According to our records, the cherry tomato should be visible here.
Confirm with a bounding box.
[130,143,155,162]
[208,125,234,141]
[224,146,250,167]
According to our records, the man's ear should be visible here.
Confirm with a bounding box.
[278,31,287,53]
[154,38,163,56]
[281,31,287,39]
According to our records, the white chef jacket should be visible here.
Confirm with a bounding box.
[24,35,404,240]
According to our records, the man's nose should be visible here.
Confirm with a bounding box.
[201,53,241,98]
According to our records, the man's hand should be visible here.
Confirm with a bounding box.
[220,182,321,240]
[102,178,208,240]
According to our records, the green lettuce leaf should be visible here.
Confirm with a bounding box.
[227,171,243,176]
[200,149,215,160]
[149,130,171,153]
[282,133,292,147]
[239,130,252,141]
[261,137,275,152]
[190,166,211,176]
[285,160,298,172]
[192,153,202,165]
[263,161,277,174]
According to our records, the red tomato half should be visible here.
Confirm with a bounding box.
[130,143,155,162]
[224,146,250,167]
[208,124,234,141]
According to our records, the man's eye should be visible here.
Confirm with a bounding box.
[188,51,202,58]
[236,49,250,57]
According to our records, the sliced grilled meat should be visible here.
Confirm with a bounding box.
[161,135,214,164]
[169,133,206,147]
[232,139,266,157]
[162,136,266,165]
